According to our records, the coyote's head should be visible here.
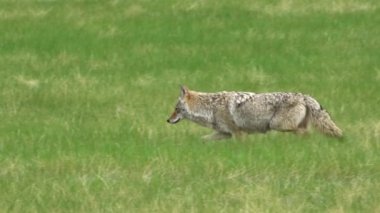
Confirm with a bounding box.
[167,85,190,124]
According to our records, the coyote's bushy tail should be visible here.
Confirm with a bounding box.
[304,96,343,138]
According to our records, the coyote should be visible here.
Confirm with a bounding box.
[167,86,342,140]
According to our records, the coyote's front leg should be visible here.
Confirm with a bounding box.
[202,132,232,141]
[232,131,248,140]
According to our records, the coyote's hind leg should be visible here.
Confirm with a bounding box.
[269,104,308,133]
[202,132,232,141]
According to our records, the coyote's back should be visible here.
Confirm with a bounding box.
[167,86,342,140]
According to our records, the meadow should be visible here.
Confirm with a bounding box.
[0,0,380,212]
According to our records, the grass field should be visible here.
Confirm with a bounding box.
[1,0,380,212]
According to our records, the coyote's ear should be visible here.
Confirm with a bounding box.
[180,85,189,98]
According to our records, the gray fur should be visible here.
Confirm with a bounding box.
[167,87,342,140]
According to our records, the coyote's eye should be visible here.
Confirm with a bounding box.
[176,107,184,113]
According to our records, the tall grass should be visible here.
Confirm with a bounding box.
[1,0,379,212]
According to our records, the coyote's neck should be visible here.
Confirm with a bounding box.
[185,92,216,128]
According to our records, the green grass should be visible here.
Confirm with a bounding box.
[1,0,380,212]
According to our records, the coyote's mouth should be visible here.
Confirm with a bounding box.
[167,117,181,124]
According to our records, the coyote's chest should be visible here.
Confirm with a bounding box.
[206,92,259,133]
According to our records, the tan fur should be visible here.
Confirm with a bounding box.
[167,86,343,140]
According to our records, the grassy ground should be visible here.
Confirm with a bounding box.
[1,0,380,212]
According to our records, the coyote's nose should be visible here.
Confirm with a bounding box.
[166,119,170,123]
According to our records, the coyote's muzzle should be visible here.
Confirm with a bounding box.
[167,110,182,124]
